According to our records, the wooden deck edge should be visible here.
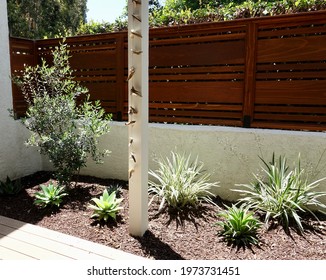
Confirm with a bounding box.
[0,215,146,260]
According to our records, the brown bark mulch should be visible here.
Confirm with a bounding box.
[0,171,325,260]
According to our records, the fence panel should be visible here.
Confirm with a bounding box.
[252,13,326,131]
[9,11,326,131]
[9,37,37,118]
[147,23,246,126]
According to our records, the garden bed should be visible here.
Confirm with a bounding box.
[0,171,325,260]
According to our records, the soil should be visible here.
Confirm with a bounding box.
[0,171,325,260]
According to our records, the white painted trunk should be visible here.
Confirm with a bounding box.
[127,0,149,236]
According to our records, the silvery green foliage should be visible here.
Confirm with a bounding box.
[14,42,111,186]
[149,151,219,211]
[234,154,326,233]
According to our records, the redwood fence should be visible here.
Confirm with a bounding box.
[9,11,326,131]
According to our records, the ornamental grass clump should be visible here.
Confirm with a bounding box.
[234,154,326,233]
[148,151,219,211]
[216,204,262,246]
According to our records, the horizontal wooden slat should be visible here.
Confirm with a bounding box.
[10,54,35,67]
[257,35,326,63]
[256,71,326,80]
[69,52,117,69]
[10,38,35,53]
[68,44,118,53]
[254,113,326,123]
[150,40,245,66]
[254,10,326,29]
[150,32,245,46]
[150,116,242,126]
[150,23,247,39]
[150,108,242,119]
[255,80,326,105]
[10,45,34,53]
[150,73,244,81]
[76,76,116,82]
[74,69,116,75]
[258,25,326,38]
[150,82,244,103]
[257,62,326,71]
[80,82,117,97]
[149,65,245,74]
[254,105,326,114]
[149,103,242,111]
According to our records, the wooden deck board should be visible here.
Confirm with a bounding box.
[0,224,105,260]
[0,233,72,260]
[0,244,37,260]
[0,215,144,260]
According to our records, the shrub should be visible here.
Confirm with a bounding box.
[216,204,262,246]
[149,0,326,28]
[74,1,326,36]
[13,41,111,186]
[234,154,326,233]
[34,183,67,208]
[0,176,23,195]
[88,190,123,222]
[148,151,219,211]
[76,19,128,35]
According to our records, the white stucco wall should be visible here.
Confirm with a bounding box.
[0,0,42,181]
[75,122,326,204]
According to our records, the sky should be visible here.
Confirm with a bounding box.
[86,0,125,23]
[86,0,165,23]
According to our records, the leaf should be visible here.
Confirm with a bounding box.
[292,211,304,233]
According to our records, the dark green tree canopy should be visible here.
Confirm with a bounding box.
[7,0,87,39]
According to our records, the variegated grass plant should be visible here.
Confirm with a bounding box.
[216,204,262,246]
[234,154,326,233]
[148,151,219,211]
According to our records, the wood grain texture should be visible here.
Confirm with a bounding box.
[9,11,326,130]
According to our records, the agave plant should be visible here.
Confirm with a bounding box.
[88,189,123,222]
[34,183,68,208]
[216,204,262,246]
[234,154,326,233]
[0,176,23,195]
[148,151,219,211]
